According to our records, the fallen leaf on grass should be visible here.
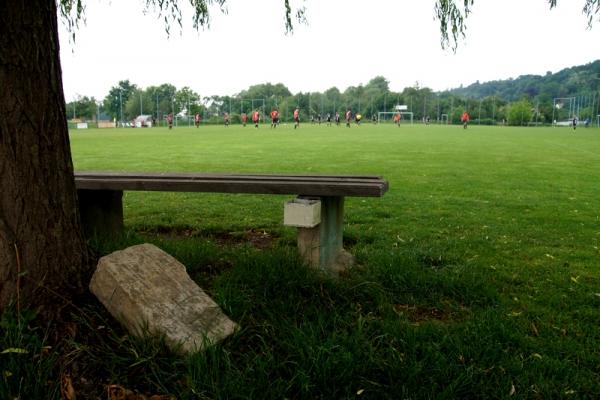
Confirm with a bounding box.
[1,348,28,354]
[356,389,365,395]
[570,276,580,284]
[509,384,516,396]
[532,353,543,359]
[61,374,76,400]
[108,384,175,400]
[507,311,522,317]
[531,323,539,337]
[545,254,554,259]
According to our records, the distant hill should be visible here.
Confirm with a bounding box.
[446,59,600,101]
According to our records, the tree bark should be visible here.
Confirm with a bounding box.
[0,0,91,311]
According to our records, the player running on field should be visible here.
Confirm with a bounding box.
[326,113,332,126]
[345,109,352,127]
[270,109,279,128]
[393,112,401,126]
[241,112,248,127]
[355,113,362,126]
[224,112,230,127]
[293,108,300,129]
[167,113,173,130]
[335,112,340,126]
[253,110,260,128]
[461,111,470,129]
[194,113,201,128]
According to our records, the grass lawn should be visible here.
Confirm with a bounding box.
[2,122,599,399]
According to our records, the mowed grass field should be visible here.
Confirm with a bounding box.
[3,123,598,399]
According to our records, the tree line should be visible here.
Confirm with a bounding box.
[67,60,600,127]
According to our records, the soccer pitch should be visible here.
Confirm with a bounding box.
[69,123,600,398]
[70,122,600,251]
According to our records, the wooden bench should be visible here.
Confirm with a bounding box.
[75,172,389,273]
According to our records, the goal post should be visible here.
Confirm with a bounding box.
[440,114,449,124]
[377,111,414,124]
[400,112,413,124]
[552,97,576,126]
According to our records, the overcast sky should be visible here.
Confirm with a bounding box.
[59,0,599,101]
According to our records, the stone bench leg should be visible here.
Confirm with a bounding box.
[77,189,124,238]
[297,196,354,274]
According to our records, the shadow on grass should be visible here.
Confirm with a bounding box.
[5,229,595,398]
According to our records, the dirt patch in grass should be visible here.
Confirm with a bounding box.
[139,226,278,249]
[212,229,277,250]
[138,225,200,238]
[393,303,466,324]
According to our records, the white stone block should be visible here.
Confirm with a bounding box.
[89,243,237,354]
[284,197,321,228]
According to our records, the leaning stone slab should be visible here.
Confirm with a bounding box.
[89,243,237,354]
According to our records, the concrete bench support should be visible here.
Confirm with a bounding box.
[77,189,123,237]
[297,196,354,273]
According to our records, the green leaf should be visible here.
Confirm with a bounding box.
[1,348,28,354]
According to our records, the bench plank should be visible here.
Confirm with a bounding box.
[75,172,388,197]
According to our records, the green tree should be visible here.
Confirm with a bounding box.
[66,95,99,120]
[435,0,599,50]
[508,99,534,126]
[147,83,178,122]
[102,80,138,121]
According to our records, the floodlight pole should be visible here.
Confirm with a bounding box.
[156,92,159,126]
[478,99,482,125]
[119,89,123,124]
[140,92,143,116]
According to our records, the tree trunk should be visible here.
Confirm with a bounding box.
[0,0,91,311]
